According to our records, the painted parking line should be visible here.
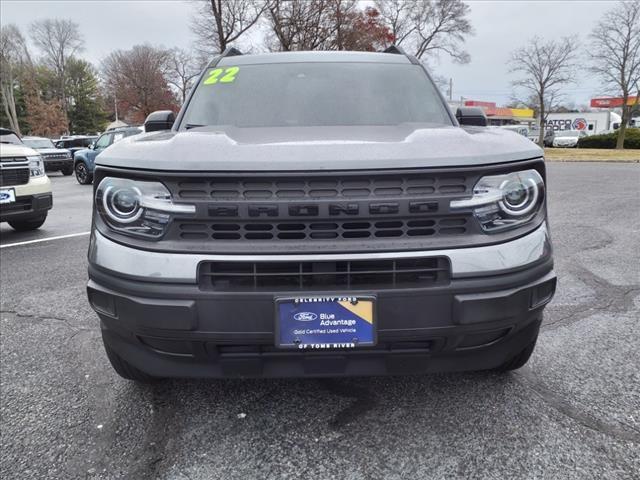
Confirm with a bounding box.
[0,231,90,249]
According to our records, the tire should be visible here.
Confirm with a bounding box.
[102,336,158,383]
[495,334,538,372]
[75,162,93,185]
[61,165,74,176]
[8,214,47,231]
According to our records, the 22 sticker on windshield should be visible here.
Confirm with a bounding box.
[203,67,239,85]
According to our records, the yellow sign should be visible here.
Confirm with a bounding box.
[510,108,535,118]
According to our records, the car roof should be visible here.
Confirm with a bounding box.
[217,50,412,67]
[23,136,50,140]
[0,127,18,136]
[107,126,142,133]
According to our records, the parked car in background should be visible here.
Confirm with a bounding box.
[526,129,555,147]
[543,130,555,147]
[23,136,73,175]
[498,125,529,137]
[0,128,52,231]
[552,130,587,148]
[73,127,142,184]
[55,135,97,159]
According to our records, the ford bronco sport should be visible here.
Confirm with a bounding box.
[1,128,53,231]
[23,136,73,175]
[87,48,556,382]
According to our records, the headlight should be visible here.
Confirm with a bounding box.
[450,169,544,232]
[96,177,195,239]
[27,155,45,177]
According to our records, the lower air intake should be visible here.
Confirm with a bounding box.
[198,257,451,291]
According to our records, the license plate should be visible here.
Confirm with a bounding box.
[276,295,376,350]
[0,189,16,204]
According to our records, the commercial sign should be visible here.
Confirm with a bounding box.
[590,96,639,108]
[545,117,589,131]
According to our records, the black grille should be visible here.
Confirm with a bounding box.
[198,257,451,291]
[152,169,484,251]
[0,197,31,213]
[176,174,467,200]
[43,152,70,160]
[179,217,467,241]
[0,168,30,187]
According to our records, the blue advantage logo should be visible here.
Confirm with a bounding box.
[293,312,317,322]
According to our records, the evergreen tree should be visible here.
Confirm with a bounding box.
[66,57,107,134]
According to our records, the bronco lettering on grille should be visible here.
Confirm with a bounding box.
[210,202,440,218]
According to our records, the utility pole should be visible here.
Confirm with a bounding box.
[448,78,453,101]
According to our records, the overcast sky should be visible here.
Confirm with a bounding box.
[1,0,615,107]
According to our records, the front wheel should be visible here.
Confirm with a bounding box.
[8,214,47,231]
[75,162,93,185]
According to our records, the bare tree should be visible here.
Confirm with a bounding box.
[375,0,472,62]
[190,0,268,57]
[267,0,392,52]
[266,0,337,51]
[589,0,640,149]
[330,0,358,51]
[510,36,579,146]
[375,0,416,46]
[0,24,31,134]
[30,19,84,115]
[166,48,201,103]
[413,0,472,62]
[102,45,177,123]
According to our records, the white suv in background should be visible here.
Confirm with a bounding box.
[552,130,587,148]
[0,128,53,231]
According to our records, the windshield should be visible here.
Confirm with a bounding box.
[182,62,452,128]
[0,132,22,145]
[24,138,55,149]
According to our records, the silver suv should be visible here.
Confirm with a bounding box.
[87,48,556,382]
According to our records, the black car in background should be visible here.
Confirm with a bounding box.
[23,136,73,175]
[55,136,97,159]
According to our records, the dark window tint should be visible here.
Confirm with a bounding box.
[183,62,452,128]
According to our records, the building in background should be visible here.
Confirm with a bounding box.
[461,101,536,127]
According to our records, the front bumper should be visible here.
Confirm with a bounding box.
[0,191,52,222]
[88,225,556,378]
[44,158,72,171]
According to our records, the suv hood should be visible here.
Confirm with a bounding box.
[0,143,38,158]
[36,147,71,155]
[97,125,543,171]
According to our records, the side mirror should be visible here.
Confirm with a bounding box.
[89,143,95,150]
[456,107,488,127]
[144,110,176,132]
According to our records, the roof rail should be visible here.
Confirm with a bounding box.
[383,45,407,55]
[207,47,243,68]
[382,44,420,65]
[221,46,243,58]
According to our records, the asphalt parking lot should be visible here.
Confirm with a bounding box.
[1,163,639,480]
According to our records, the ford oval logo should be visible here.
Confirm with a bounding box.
[293,312,317,322]
[0,193,9,201]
